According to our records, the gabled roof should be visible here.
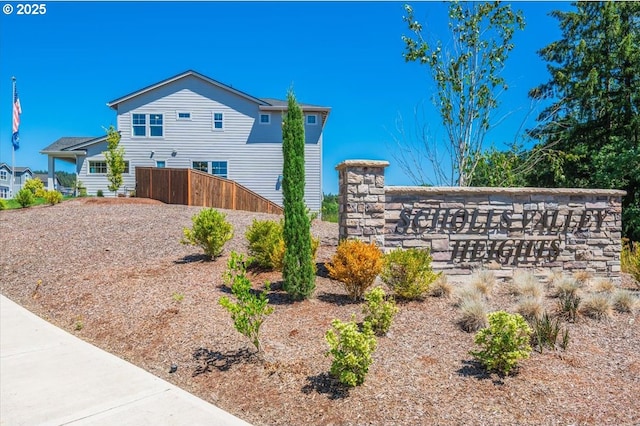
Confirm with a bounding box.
[107,70,271,109]
[0,163,32,174]
[41,136,106,153]
[106,70,331,114]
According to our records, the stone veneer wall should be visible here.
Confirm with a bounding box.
[337,160,626,280]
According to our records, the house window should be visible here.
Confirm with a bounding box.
[156,161,166,168]
[259,113,270,124]
[0,170,7,180]
[0,186,8,199]
[192,161,208,172]
[132,114,146,136]
[306,114,318,125]
[149,114,163,137]
[213,112,224,130]
[89,161,129,174]
[212,161,228,178]
[177,112,191,120]
[89,161,107,174]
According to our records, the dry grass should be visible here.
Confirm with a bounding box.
[457,297,488,332]
[593,278,616,293]
[573,270,593,287]
[553,277,581,299]
[516,297,545,322]
[2,198,640,426]
[511,270,544,298]
[580,294,613,320]
[469,268,496,296]
[612,290,637,313]
[428,275,452,298]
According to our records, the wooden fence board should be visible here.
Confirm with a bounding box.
[135,167,283,214]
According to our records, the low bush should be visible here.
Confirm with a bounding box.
[14,188,35,208]
[580,294,612,320]
[327,239,383,300]
[97,189,104,197]
[428,275,452,298]
[531,312,569,353]
[181,208,233,259]
[470,311,532,376]
[44,190,63,205]
[219,252,274,353]
[458,297,488,332]
[380,248,440,300]
[245,219,319,271]
[246,219,282,269]
[0,199,7,210]
[325,316,377,387]
[363,287,398,336]
[23,178,45,197]
[621,239,640,285]
[470,268,496,296]
[612,289,637,313]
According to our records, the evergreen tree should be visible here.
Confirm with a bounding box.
[528,2,640,241]
[104,125,126,195]
[281,90,316,299]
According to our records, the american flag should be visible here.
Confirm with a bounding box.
[12,85,22,150]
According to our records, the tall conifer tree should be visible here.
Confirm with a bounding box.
[282,90,315,299]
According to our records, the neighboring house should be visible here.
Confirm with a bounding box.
[40,70,331,211]
[0,163,33,199]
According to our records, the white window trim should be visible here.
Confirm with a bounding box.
[306,114,318,125]
[212,111,224,131]
[88,160,130,175]
[259,113,271,125]
[176,111,192,121]
[131,112,164,138]
[211,160,229,179]
[0,170,7,181]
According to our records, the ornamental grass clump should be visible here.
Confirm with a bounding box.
[470,311,532,376]
[516,296,545,322]
[511,270,544,298]
[553,277,580,299]
[181,208,233,259]
[593,278,616,293]
[362,287,398,336]
[530,312,569,353]
[612,289,637,313]
[458,296,489,332]
[325,316,377,387]
[469,268,496,296]
[327,239,383,301]
[219,252,274,353]
[380,248,440,300]
[580,294,613,320]
[621,239,640,285]
[428,275,452,298]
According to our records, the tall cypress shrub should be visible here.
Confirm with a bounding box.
[282,89,315,300]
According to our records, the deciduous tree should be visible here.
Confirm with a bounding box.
[104,125,125,195]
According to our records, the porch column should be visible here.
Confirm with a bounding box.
[47,156,55,190]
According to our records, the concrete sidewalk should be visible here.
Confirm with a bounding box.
[0,295,252,426]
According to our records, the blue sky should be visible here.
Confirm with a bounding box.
[0,1,570,194]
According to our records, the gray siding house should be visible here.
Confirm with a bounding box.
[0,163,33,199]
[41,70,330,211]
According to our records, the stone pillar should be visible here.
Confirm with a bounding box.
[336,160,389,246]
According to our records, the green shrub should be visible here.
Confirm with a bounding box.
[363,287,398,336]
[270,235,319,272]
[327,239,383,300]
[470,311,532,376]
[23,178,45,197]
[97,189,104,197]
[44,190,63,205]
[246,219,282,269]
[0,199,7,210]
[181,208,233,259]
[14,188,35,208]
[531,312,569,353]
[219,252,274,353]
[381,248,440,300]
[621,239,640,285]
[325,316,377,387]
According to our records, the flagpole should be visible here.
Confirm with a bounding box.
[11,76,16,198]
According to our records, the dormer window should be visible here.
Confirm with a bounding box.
[306,114,318,125]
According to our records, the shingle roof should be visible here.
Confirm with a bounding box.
[0,163,31,174]
[41,136,101,153]
[259,98,328,109]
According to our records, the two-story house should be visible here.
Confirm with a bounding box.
[41,70,330,211]
[0,163,33,199]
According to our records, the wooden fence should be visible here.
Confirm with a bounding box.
[135,167,283,215]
